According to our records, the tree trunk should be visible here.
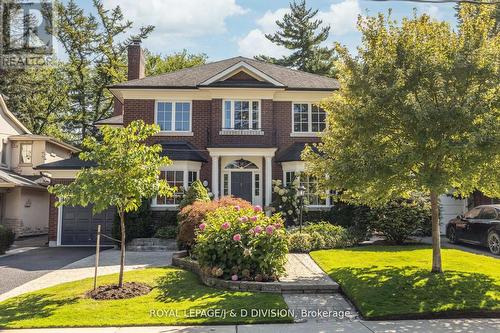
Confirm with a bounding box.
[118,211,126,288]
[430,191,442,273]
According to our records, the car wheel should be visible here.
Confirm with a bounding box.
[487,231,500,255]
[447,226,457,244]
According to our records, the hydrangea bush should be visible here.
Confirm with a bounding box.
[194,205,288,282]
[270,179,308,225]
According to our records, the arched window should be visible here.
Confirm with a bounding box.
[225,159,258,169]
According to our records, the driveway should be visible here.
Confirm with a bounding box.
[0,247,95,294]
[415,236,498,258]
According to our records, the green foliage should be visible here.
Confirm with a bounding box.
[329,202,371,243]
[145,49,207,76]
[304,6,500,205]
[112,199,154,243]
[178,180,210,209]
[368,194,431,244]
[270,179,307,225]
[287,222,352,253]
[154,226,178,239]
[0,225,15,255]
[256,0,336,76]
[195,206,288,281]
[177,196,253,251]
[311,246,500,319]
[49,120,174,215]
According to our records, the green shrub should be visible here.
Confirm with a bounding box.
[329,202,371,243]
[288,232,312,253]
[368,194,431,244]
[195,205,288,281]
[177,196,253,251]
[287,222,353,253]
[154,226,178,239]
[270,179,307,225]
[112,199,153,244]
[0,225,15,255]
[178,180,210,209]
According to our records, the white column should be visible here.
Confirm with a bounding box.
[211,155,219,199]
[265,156,272,206]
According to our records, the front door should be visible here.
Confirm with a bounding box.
[231,172,253,203]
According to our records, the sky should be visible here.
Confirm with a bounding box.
[74,0,458,61]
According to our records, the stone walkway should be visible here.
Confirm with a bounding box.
[281,254,350,322]
[0,249,172,302]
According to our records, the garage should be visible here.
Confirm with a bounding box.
[60,205,115,246]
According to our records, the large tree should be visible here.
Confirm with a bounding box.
[256,0,336,76]
[304,5,500,273]
[49,120,174,287]
[144,49,207,77]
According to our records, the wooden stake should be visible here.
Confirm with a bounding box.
[93,224,101,290]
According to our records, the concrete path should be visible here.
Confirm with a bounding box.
[1,319,499,333]
[0,247,95,294]
[0,248,172,302]
[280,253,339,291]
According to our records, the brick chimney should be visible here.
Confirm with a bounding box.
[127,38,145,81]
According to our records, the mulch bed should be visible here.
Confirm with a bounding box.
[86,282,152,300]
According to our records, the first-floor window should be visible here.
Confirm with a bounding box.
[157,171,184,205]
[188,171,198,186]
[223,173,229,196]
[254,173,260,196]
[285,171,327,206]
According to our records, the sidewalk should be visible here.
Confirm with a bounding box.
[1,319,499,333]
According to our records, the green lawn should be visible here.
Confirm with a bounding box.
[0,267,291,328]
[311,245,500,320]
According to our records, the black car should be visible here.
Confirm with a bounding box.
[446,204,500,255]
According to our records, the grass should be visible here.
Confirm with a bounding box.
[311,245,500,320]
[0,267,291,328]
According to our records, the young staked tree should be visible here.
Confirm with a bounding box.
[256,0,336,76]
[304,5,500,273]
[49,121,174,287]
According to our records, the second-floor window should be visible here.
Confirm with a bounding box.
[156,101,191,132]
[293,103,326,133]
[223,100,260,130]
[20,143,32,164]
[1,141,7,165]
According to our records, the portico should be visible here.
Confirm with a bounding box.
[207,147,277,206]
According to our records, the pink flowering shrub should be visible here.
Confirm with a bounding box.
[194,205,288,281]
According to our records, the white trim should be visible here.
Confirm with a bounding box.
[221,156,263,206]
[155,131,194,137]
[57,205,62,246]
[219,129,264,136]
[155,100,192,133]
[207,147,277,157]
[222,100,261,131]
[200,61,285,87]
[0,94,31,134]
[291,102,326,134]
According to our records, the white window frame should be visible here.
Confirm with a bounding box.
[222,100,261,131]
[282,161,331,209]
[155,101,193,135]
[291,102,326,134]
[19,142,33,165]
[152,161,201,209]
[0,139,8,167]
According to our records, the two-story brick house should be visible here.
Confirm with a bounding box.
[37,40,339,246]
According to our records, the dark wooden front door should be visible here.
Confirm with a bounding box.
[231,172,253,203]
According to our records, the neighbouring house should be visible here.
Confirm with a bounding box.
[0,93,79,238]
[36,40,495,246]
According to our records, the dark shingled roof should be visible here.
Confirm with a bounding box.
[275,142,320,162]
[110,57,339,91]
[159,141,207,162]
[35,157,96,170]
[95,114,123,125]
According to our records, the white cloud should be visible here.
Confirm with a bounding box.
[237,8,291,58]
[319,0,361,36]
[238,0,361,58]
[103,0,246,51]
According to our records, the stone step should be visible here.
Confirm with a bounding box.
[127,238,177,251]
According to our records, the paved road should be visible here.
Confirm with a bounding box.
[0,247,95,294]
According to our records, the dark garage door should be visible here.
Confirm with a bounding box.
[61,205,115,245]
